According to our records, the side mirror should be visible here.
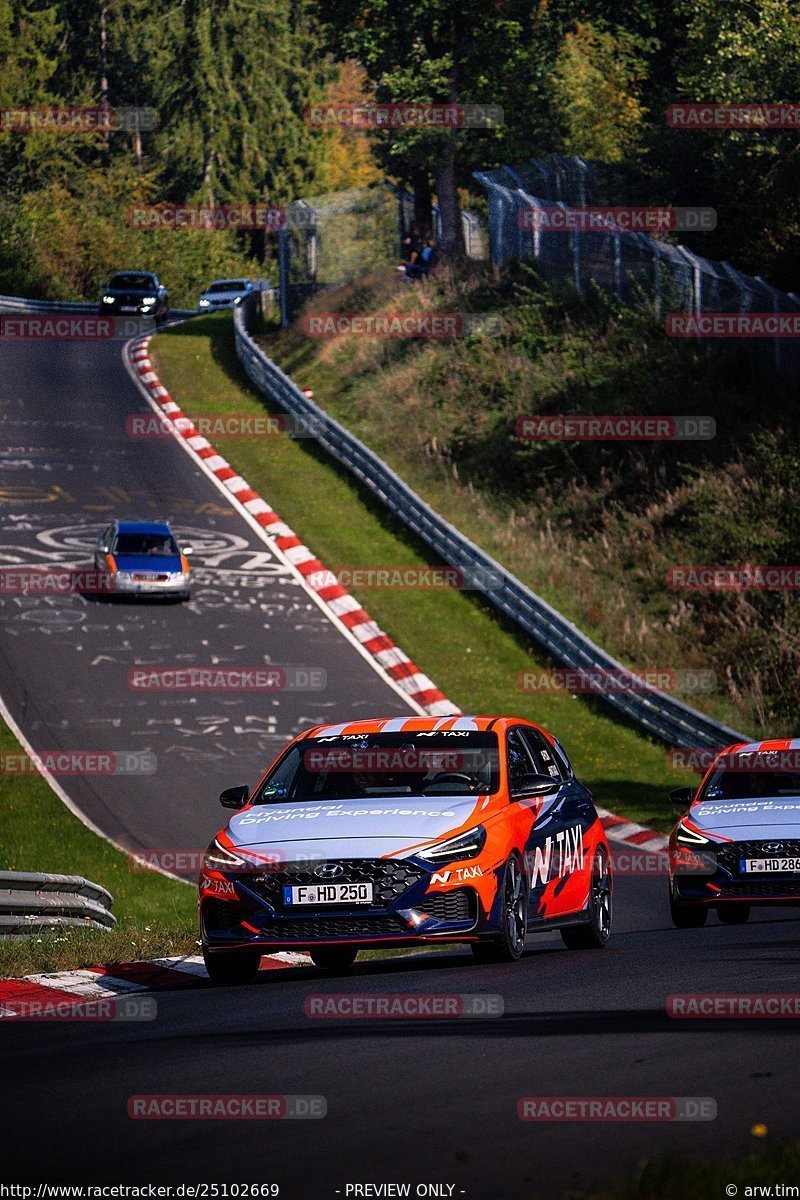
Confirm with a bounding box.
[511,772,560,799]
[220,784,249,809]
[670,786,694,808]
[181,545,194,556]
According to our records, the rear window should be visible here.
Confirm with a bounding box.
[109,273,156,290]
[114,532,179,557]
[253,731,500,804]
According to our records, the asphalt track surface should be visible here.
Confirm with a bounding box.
[0,328,410,858]
[1,325,798,1196]
[2,879,799,1195]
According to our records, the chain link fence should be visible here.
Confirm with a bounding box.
[275,183,487,323]
[474,153,800,378]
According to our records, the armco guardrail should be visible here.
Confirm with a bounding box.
[234,296,749,752]
[0,871,115,936]
[0,293,197,319]
[0,293,97,312]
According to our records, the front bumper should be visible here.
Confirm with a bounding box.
[101,300,162,315]
[113,572,189,597]
[200,857,486,951]
[671,837,800,905]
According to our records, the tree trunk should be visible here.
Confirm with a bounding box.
[412,166,433,237]
[433,138,465,264]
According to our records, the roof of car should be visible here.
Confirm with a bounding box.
[719,738,800,757]
[299,715,548,739]
[115,520,173,535]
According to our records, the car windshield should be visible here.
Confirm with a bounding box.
[207,280,247,293]
[109,273,156,290]
[252,732,500,804]
[114,532,179,557]
[700,751,800,800]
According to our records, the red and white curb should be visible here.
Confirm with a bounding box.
[0,952,310,1012]
[127,337,454,718]
[596,808,668,853]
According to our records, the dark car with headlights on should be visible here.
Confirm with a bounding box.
[99,271,169,322]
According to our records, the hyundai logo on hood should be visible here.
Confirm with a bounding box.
[315,863,344,879]
[761,842,784,855]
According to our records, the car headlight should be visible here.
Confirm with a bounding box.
[675,820,710,846]
[141,296,157,305]
[114,570,132,582]
[199,298,210,307]
[417,824,486,863]
[204,838,246,871]
[102,295,114,303]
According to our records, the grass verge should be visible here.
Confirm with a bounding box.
[151,312,698,831]
[0,720,197,976]
[588,1137,798,1200]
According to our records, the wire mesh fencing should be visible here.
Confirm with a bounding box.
[474,153,800,379]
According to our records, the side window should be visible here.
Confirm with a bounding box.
[550,737,574,779]
[506,728,534,790]
[517,728,563,781]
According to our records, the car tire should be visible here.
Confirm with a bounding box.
[202,947,261,985]
[669,894,708,928]
[560,845,613,950]
[471,854,527,963]
[717,903,750,925]
[309,946,358,972]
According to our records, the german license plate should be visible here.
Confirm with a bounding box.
[284,882,373,905]
[741,857,800,873]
